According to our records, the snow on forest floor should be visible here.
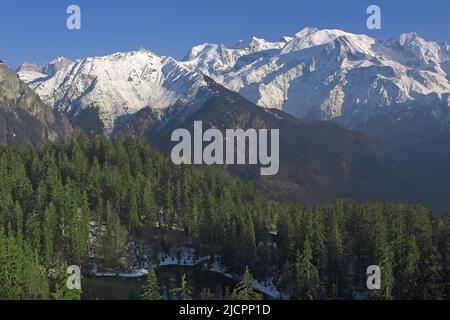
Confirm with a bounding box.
[89,263,148,278]
[91,243,283,299]
[91,269,149,278]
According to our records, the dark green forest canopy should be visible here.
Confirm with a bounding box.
[0,136,449,300]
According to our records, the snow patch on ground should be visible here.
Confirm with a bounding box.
[91,243,283,299]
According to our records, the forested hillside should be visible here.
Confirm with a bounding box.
[0,137,449,299]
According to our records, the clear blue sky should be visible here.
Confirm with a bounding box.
[1,0,450,68]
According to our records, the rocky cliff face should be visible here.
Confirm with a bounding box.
[0,63,79,146]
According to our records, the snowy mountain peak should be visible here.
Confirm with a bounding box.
[17,27,450,134]
[283,28,374,53]
[294,28,352,43]
[385,32,450,64]
[181,27,450,125]
[47,56,72,65]
[280,36,294,43]
[42,56,73,76]
[233,36,284,52]
[184,43,223,61]
[294,27,320,38]
[233,37,257,49]
[398,32,423,43]
[17,62,41,74]
[18,50,212,134]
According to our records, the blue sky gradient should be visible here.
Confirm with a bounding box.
[1,0,450,68]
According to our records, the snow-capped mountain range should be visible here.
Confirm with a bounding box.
[17,27,450,133]
[18,50,212,134]
[181,27,450,127]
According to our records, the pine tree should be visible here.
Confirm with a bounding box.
[21,244,49,299]
[141,269,162,300]
[42,202,57,267]
[186,193,201,246]
[128,182,141,234]
[0,229,23,299]
[292,238,320,300]
[231,266,262,300]
[25,212,41,252]
[34,181,48,216]
[88,157,102,212]
[370,211,394,300]
[223,287,233,300]
[12,201,24,239]
[52,265,81,300]
[102,202,128,270]
[141,180,158,235]
[326,207,345,298]
[171,273,192,300]
[200,288,216,300]
[399,235,420,298]
[311,208,326,274]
